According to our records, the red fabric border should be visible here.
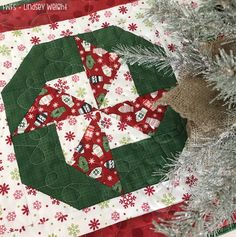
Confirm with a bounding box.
[0,0,136,33]
[82,203,184,237]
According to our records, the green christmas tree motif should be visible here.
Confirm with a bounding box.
[98,200,110,209]
[161,193,176,205]
[12,30,23,37]
[76,87,86,98]
[86,55,95,69]
[0,45,10,56]
[78,156,89,172]
[10,168,20,181]
[68,223,80,237]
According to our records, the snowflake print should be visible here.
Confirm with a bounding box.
[38,218,48,225]
[54,79,69,92]
[0,104,5,112]
[104,11,112,18]
[51,197,60,205]
[167,43,176,52]
[33,200,42,210]
[13,190,23,199]
[7,153,15,162]
[68,18,77,24]
[98,200,110,209]
[117,121,127,131]
[107,134,113,142]
[0,80,6,87]
[111,211,120,221]
[17,44,26,51]
[128,23,138,31]
[72,75,80,82]
[84,113,94,121]
[49,22,59,30]
[0,45,10,56]
[5,135,12,145]
[0,183,10,195]
[155,30,160,37]
[124,71,132,81]
[119,136,131,145]
[0,225,7,235]
[144,186,156,196]
[65,131,76,141]
[119,193,136,208]
[26,186,37,195]
[89,218,100,231]
[67,223,80,237]
[182,193,192,201]
[77,87,86,98]
[0,160,3,171]
[56,121,64,131]
[3,61,12,69]
[101,117,112,128]
[89,13,100,23]
[60,29,73,37]
[82,207,91,213]
[55,212,68,222]
[30,36,41,45]
[119,6,128,14]
[6,212,16,221]
[68,117,77,125]
[141,202,150,212]
[115,87,123,95]
[161,193,176,205]
[48,34,56,40]
[185,175,198,187]
[21,205,29,216]
[102,22,110,28]
[10,168,20,180]
[191,1,198,8]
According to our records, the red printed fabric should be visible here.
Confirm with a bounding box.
[82,202,184,237]
[0,0,136,33]
[14,85,95,135]
[101,91,167,135]
[72,112,121,190]
[74,36,122,108]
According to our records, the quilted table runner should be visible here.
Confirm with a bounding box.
[0,1,192,236]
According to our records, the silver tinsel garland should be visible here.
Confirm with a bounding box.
[114,0,236,236]
[114,0,236,108]
[153,124,236,237]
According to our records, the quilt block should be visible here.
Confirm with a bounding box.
[2,26,187,210]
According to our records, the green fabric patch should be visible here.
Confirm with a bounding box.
[2,26,187,209]
[112,107,187,192]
